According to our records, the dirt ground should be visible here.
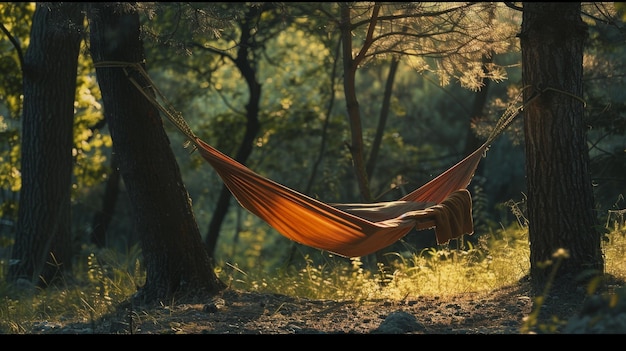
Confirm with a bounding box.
[27,275,625,334]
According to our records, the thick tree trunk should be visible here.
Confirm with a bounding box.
[8,3,83,288]
[87,3,224,302]
[520,2,604,288]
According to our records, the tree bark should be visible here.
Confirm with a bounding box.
[90,153,120,248]
[340,3,376,202]
[87,3,224,302]
[8,3,83,288]
[205,5,261,259]
[366,56,400,180]
[520,2,604,288]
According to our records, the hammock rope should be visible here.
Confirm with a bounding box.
[93,61,538,257]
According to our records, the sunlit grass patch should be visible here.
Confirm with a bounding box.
[0,244,142,334]
[224,225,531,301]
[603,223,626,282]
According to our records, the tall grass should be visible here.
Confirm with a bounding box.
[0,224,624,334]
[604,221,626,280]
[0,244,144,333]
[221,225,531,301]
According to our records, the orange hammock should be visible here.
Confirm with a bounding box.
[99,62,521,258]
[194,137,483,257]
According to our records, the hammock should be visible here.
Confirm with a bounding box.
[195,137,480,257]
[97,62,522,258]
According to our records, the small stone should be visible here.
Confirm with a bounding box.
[372,311,426,334]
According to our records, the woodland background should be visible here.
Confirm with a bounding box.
[0,2,625,297]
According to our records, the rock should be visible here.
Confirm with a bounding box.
[203,297,226,313]
[372,311,426,334]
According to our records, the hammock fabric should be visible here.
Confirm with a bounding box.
[99,61,520,258]
[195,137,485,257]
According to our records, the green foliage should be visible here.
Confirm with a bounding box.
[616,3,626,21]
[0,132,20,195]
[0,3,34,113]
[72,50,111,193]
[580,4,626,212]
[0,7,113,243]
[2,2,626,334]
[0,2,34,222]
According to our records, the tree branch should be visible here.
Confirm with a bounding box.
[353,3,380,66]
[0,22,25,70]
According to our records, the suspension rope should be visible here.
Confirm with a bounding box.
[483,83,586,147]
[94,61,199,151]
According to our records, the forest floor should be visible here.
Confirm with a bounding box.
[26,275,626,334]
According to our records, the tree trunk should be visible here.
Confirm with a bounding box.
[87,3,224,302]
[366,56,400,180]
[520,2,604,288]
[369,57,400,268]
[340,3,375,203]
[205,5,261,259]
[8,3,83,288]
[90,153,120,248]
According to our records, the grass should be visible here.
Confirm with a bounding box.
[0,223,624,334]
[222,225,532,300]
